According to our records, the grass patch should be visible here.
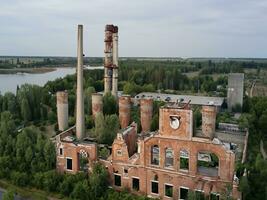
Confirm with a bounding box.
[0,179,65,200]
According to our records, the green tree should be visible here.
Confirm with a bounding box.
[21,97,32,121]
[44,140,56,170]
[150,115,159,131]
[84,86,95,115]
[103,92,117,115]
[94,113,105,139]
[88,163,108,199]
[70,180,90,200]
[2,188,15,200]
[100,114,119,145]
[239,175,250,199]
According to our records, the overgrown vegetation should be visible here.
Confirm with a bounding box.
[0,58,267,199]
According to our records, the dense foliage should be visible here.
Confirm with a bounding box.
[237,96,267,200]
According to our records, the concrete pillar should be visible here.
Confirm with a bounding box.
[56,91,68,131]
[76,24,85,140]
[92,93,103,119]
[104,25,114,94]
[201,105,217,139]
[119,95,131,128]
[112,27,118,98]
[140,98,153,133]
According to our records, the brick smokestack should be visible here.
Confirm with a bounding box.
[92,93,103,119]
[76,24,85,140]
[112,26,118,98]
[140,98,153,133]
[104,25,113,94]
[56,91,68,131]
[119,95,131,128]
[202,105,217,139]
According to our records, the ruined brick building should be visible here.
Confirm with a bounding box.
[55,25,247,200]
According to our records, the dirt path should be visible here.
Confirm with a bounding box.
[250,81,256,97]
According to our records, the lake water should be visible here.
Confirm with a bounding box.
[0,66,103,94]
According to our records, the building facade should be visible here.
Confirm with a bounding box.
[227,73,244,111]
[101,104,241,200]
[55,24,245,200]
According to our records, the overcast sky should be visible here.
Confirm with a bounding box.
[0,0,267,57]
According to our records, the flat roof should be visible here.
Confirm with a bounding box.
[135,92,225,106]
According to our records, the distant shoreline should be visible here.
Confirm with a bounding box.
[0,67,57,74]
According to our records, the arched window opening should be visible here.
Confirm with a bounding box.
[180,149,189,170]
[151,145,159,165]
[197,151,219,177]
[165,148,174,167]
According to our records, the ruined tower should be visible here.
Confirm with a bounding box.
[76,24,85,140]
[112,26,119,98]
[119,95,131,128]
[56,91,69,131]
[140,98,153,133]
[104,24,119,98]
[92,93,103,119]
[202,105,216,139]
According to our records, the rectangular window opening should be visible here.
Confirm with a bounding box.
[165,184,173,198]
[180,157,189,170]
[195,190,205,200]
[114,174,121,187]
[180,187,189,200]
[66,158,72,170]
[132,178,140,191]
[59,148,63,156]
[151,181,159,194]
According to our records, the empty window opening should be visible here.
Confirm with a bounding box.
[59,148,63,156]
[151,181,159,194]
[197,152,219,177]
[165,184,173,198]
[114,174,121,187]
[79,153,88,171]
[151,145,159,165]
[180,149,189,170]
[195,190,205,200]
[66,158,72,170]
[165,148,174,167]
[132,177,140,191]
[210,193,220,200]
[180,187,189,200]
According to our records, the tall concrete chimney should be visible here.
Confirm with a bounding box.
[76,24,85,140]
[119,95,131,128]
[92,93,103,119]
[140,98,153,133]
[104,25,113,94]
[112,26,118,98]
[56,91,69,131]
[202,105,217,139]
